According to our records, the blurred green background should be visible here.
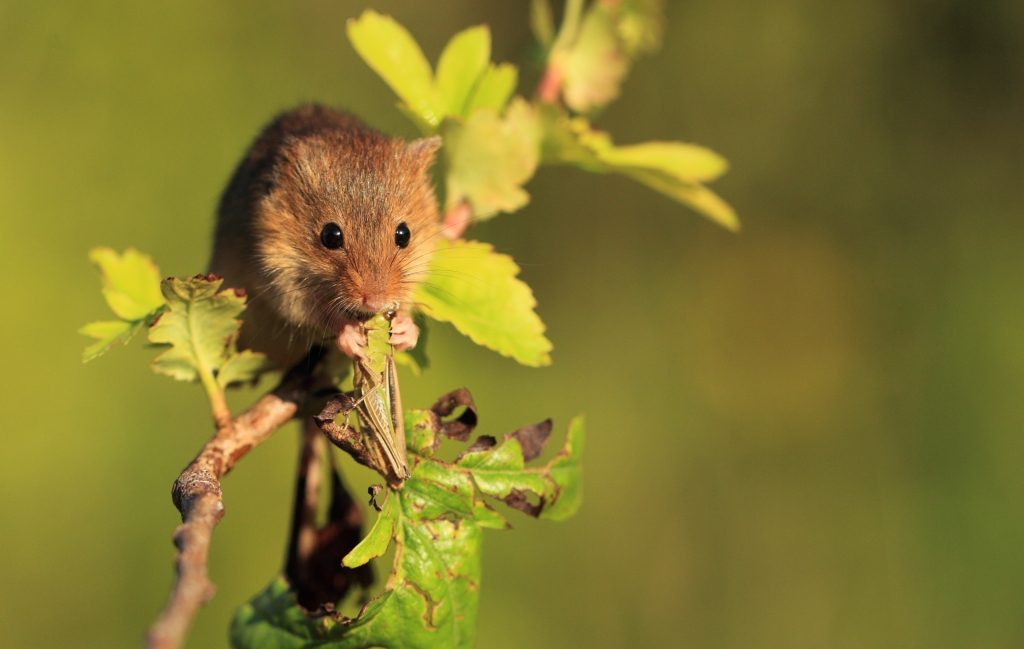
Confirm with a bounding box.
[2,1,1023,647]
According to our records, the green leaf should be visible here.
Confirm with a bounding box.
[464,63,518,115]
[456,417,586,522]
[441,97,541,218]
[234,470,487,648]
[342,494,398,569]
[594,140,729,183]
[145,275,271,418]
[88,247,166,321]
[540,107,739,230]
[217,349,275,389]
[436,26,491,118]
[232,405,583,649]
[348,11,521,138]
[404,408,439,457]
[148,276,245,383]
[458,437,554,499]
[415,239,552,367]
[347,10,441,130]
[234,516,483,649]
[81,247,167,362]
[540,415,585,521]
[79,320,141,362]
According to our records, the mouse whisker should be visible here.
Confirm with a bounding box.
[398,270,492,289]
[402,280,476,311]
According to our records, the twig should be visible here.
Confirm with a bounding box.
[145,362,317,649]
[314,393,385,478]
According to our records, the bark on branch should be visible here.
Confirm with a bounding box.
[145,360,318,649]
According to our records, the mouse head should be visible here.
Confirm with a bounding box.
[253,126,441,334]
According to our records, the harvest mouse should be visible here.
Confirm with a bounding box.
[209,104,441,369]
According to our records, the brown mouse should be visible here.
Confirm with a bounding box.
[209,104,441,368]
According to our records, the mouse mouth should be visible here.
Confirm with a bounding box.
[338,302,399,324]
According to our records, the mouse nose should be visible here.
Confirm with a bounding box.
[361,292,385,313]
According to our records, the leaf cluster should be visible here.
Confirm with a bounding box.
[81,249,272,421]
[232,401,584,649]
[79,250,584,649]
[349,1,737,234]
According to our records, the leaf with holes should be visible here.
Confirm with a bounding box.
[231,396,584,649]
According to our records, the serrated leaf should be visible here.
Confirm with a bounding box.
[415,239,552,367]
[234,472,486,649]
[436,26,491,118]
[464,63,518,115]
[233,388,584,649]
[233,404,581,649]
[148,276,245,383]
[540,415,585,521]
[456,418,585,521]
[460,438,554,500]
[81,248,166,362]
[347,10,442,130]
[79,320,140,362]
[88,247,165,321]
[234,519,482,649]
[342,495,398,569]
[441,97,541,218]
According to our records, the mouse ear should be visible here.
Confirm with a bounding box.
[405,135,442,171]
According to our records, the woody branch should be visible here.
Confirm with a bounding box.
[145,357,320,649]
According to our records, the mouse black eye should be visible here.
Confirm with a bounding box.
[320,223,343,250]
[395,222,411,248]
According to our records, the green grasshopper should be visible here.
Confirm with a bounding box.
[350,312,409,480]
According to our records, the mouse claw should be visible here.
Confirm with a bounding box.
[389,315,419,352]
[337,322,367,360]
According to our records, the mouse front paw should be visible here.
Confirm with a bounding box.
[389,315,419,352]
[337,321,367,360]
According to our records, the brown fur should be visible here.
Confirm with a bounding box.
[209,105,441,367]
